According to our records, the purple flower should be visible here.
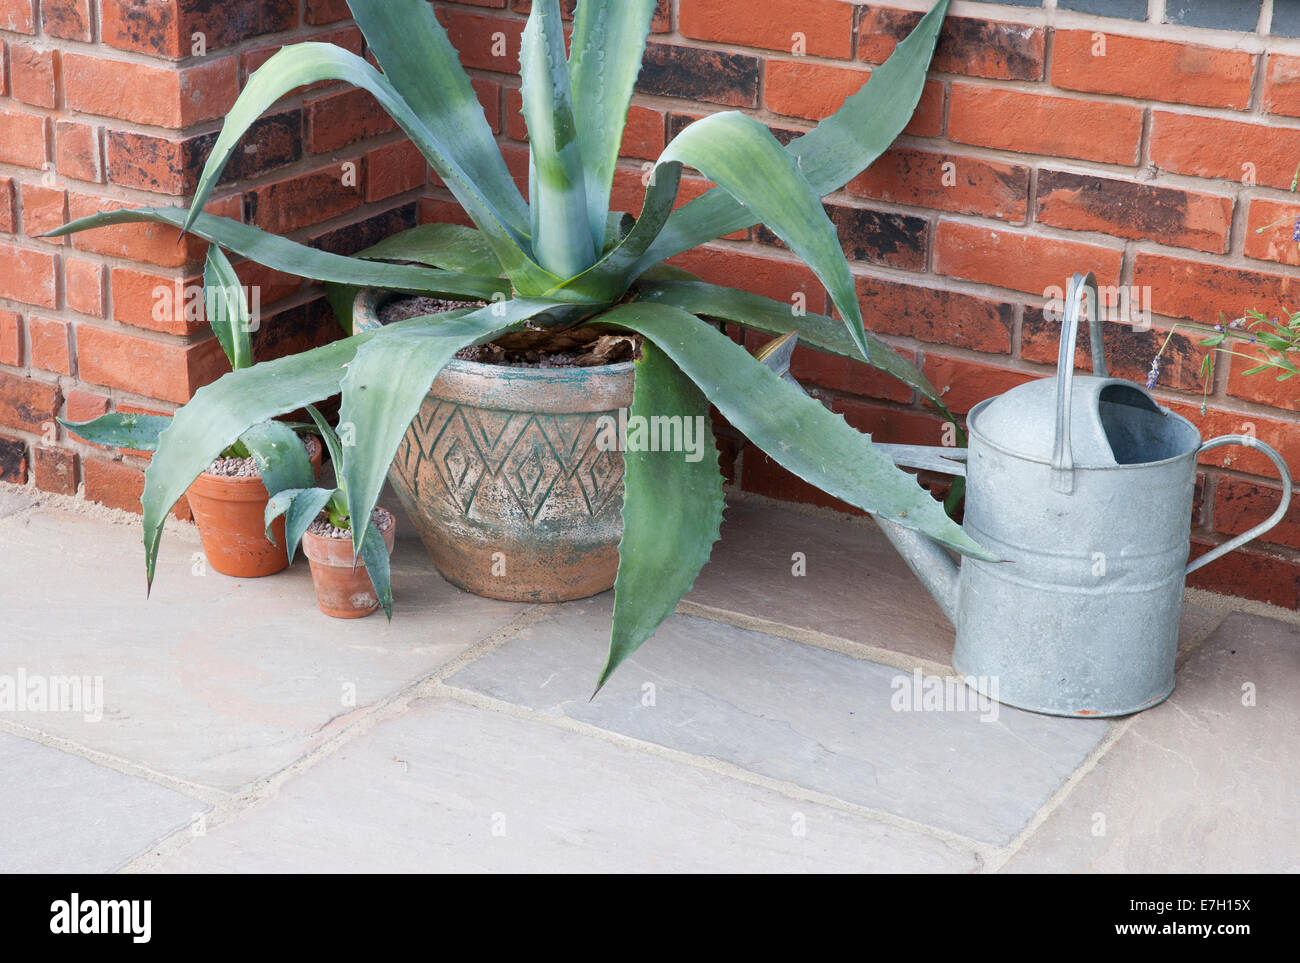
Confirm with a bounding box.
[1292,214,1300,243]
[1146,356,1161,390]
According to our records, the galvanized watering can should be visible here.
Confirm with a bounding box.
[872,272,1294,717]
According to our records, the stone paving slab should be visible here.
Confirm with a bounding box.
[149,696,980,873]
[688,498,1220,666]
[0,731,200,873]
[1005,612,1300,872]
[0,505,526,791]
[445,596,1110,845]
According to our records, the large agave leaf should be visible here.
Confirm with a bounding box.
[600,340,724,691]
[519,0,595,278]
[45,207,511,301]
[568,0,659,254]
[337,299,578,558]
[638,279,956,423]
[345,0,529,238]
[204,245,251,371]
[639,111,873,359]
[634,0,950,269]
[355,224,504,277]
[57,412,170,451]
[358,517,394,620]
[601,303,993,559]
[180,42,556,294]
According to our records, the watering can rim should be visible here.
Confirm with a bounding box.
[966,389,1203,471]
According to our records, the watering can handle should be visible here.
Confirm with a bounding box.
[1186,435,1294,575]
[1052,272,1109,494]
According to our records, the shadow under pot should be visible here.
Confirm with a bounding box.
[185,434,323,578]
[300,509,397,619]
[352,289,634,603]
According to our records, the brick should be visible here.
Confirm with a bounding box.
[857,275,1014,354]
[28,316,71,374]
[64,388,108,426]
[55,120,103,184]
[111,269,207,336]
[77,326,230,405]
[364,140,427,203]
[19,183,66,243]
[859,9,1044,81]
[231,259,301,308]
[1214,477,1300,551]
[668,245,828,311]
[0,370,60,432]
[1036,169,1232,254]
[1244,198,1300,268]
[848,147,1029,223]
[949,85,1142,166]
[0,434,26,483]
[65,193,209,268]
[1225,348,1300,411]
[765,59,943,136]
[436,8,525,72]
[82,457,145,514]
[41,0,92,41]
[609,166,748,240]
[64,258,106,318]
[246,296,339,362]
[0,309,21,366]
[923,355,1037,415]
[620,105,666,161]
[0,177,15,234]
[1264,55,1300,118]
[756,201,928,272]
[310,202,417,257]
[1051,31,1255,109]
[32,445,76,494]
[472,77,501,133]
[63,53,238,127]
[1150,111,1300,191]
[304,0,351,25]
[420,195,476,229]
[0,0,35,33]
[245,165,364,235]
[1186,539,1300,610]
[934,222,1122,297]
[1133,253,1300,325]
[0,107,48,169]
[639,43,761,109]
[10,43,58,109]
[771,334,914,404]
[101,0,296,58]
[1021,306,1207,391]
[0,243,57,307]
[680,0,854,59]
[306,87,398,153]
[1171,401,1300,481]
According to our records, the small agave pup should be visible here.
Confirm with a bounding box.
[265,409,396,620]
[49,0,991,688]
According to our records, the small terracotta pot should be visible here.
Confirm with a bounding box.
[301,515,397,619]
[186,436,323,578]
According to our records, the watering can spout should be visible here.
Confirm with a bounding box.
[874,517,962,625]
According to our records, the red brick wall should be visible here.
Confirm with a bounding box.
[3,0,1299,607]
[0,0,420,511]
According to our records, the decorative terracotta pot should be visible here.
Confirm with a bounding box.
[354,290,633,603]
[186,436,323,578]
[301,516,397,619]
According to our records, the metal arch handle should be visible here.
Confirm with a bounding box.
[1187,435,1294,575]
[1052,272,1109,495]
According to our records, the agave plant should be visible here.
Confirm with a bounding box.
[50,0,988,687]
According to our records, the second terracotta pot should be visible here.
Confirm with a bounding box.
[186,436,323,578]
[301,517,397,618]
